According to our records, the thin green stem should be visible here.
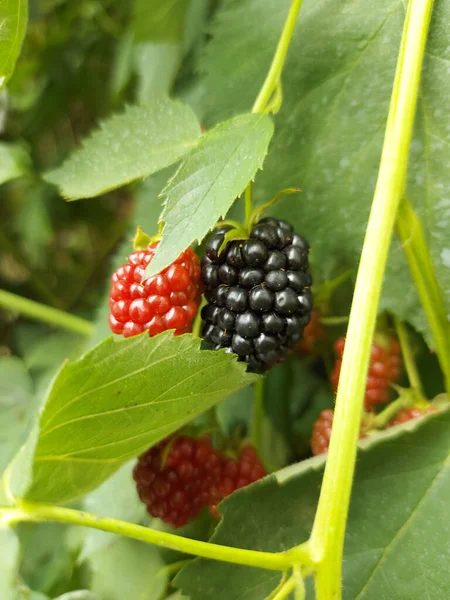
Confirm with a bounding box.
[320,316,349,326]
[372,391,416,429]
[252,0,304,113]
[271,576,296,600]
[393,316,424,396]
[1,503,292,571]
[308,1,434,598]
[396,198,450,394]
[192,297,206,338]
[250,378,265,453]
[0,289,94,336]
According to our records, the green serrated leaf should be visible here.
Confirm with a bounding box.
[133,0,190,43]
[198,0,450,346]
[175,409,450,600]
[44,99,201,200]
[0,0,28,87]
[0,142,30,184]
[8,332,257,503]
[148,113,274,276]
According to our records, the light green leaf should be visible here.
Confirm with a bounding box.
[148,113,274,276]
[0,142,30,185]
[0,528,20,600]
[175,409,450,600]
[44,99,201,200]
[198,0,450,345]
[54,592,99,600]
[8,332,257,503]
[0,357,36,475]
[135,43,182,102]
[0,0,28,87]
[89,537,165,600]
[79,462,146,561]
[133,0,190,43]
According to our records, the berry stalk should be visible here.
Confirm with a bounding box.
[0,502,307,572]
[308,1,435,598]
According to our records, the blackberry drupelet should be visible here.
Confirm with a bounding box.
[201,218,312,372]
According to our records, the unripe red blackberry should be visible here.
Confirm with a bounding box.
[311,409,367,455]
[201,219,312,372]
[133,435,222,528]
[296,309,325,355]
[387,405,436,427]
[109,242,201,338]
[210,444,266,518]
[331,336,402,410]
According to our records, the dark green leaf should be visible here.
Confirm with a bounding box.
[134,0,190,43]
[0,142,30,184]
[8,332,257,503]
[176,409,450,599]
[0,0,28,87]
[44,99,201,200]
[148,113,274,276]
[198,0,450,345]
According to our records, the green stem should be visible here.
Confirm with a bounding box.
[372,391,416,429]
[396,198,450,394]
[393,316,424,396]
[0,289,94,337]
[252,0,304,114]
[308,1,434,598]
[1,503,295,571]
[250,378,265,453]
[271,576,296,600]
[320,316,349,326]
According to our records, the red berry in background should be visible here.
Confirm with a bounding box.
[296,309,325,355]
[210,444,266,519]
[311,409,334,455]
[109,242,201,338]
[331,336,402,410]
[387,405,436,427]
[311,409,367,456]
[133,435,222,528]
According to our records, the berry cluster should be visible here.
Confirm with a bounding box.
[331,336,402,410]
[109,243,201,338]
[201,218,313,372]
[133,436,266,528]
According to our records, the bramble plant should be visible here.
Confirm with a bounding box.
[0,0,449,599]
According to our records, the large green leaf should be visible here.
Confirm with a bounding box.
[148,113,274,276]
[89,537,165,600]
[175,409,450,599]
[79,462,146,561]
[0,528,19,600]
[0,0,27,87]
[0,357,36,475]
[197,0,450,345]
[0,142,30,184]
[44,99,201,200]
[7,332,257,503]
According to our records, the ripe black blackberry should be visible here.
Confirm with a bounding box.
[201,218,312,372]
